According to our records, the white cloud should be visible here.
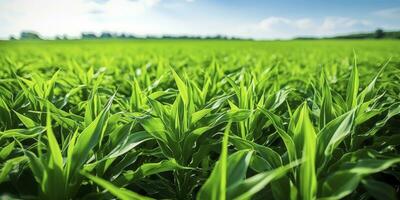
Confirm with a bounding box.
[294,18,314,29]
[0,0,163,38]
[373,7,400,19]
[258,17,314,30]
[242,16,372,39]
[89,0,160,17]
[0,0,93,37]
[320,17,371,32]
[258,17,291,29]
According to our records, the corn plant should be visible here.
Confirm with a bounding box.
[0,40,399,200]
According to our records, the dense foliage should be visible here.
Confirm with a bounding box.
[0,40,400,199]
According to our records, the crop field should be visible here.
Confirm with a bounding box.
[0,39,400,200]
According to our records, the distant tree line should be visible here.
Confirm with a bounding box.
[10,29,400,41]
[81,32,247,40]
[295,29,400,40]
[9,31,42,40]
[10,31,250,40]
[329,29,400,39]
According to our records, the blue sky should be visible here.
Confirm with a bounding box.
[1,0,400,39]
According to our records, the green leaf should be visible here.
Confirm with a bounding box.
[230,135,282,170]
[0,127,46,140]
[140,116,168,142]
[213,109,251,125]
[171,68,189,106]
[13,110,37,128]
[0,156,25,183]
[226,150,254,187]
[316,110,355,170]
[66,96,113,179]
[115,159,190,186]
[191,108,212,124]
[293,103,317,200]
[345,56,359,110]
[197,150,254,200]
[319,77,335,128]
[345,158,400,174]
[82,171,153,200]
[357,58,390,104]
[259,108,297,163]
[226,160,301,200]
[321,157,400,199]
[24,151,46,190]
[362,179,398,200]
[106,131,153,159]
[320,171,361,200]
[197,121,232,200]
[0,141,15,160]
[45,108,64,171]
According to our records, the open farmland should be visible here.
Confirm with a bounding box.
[0,39,400,199]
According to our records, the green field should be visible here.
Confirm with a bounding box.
[1,40,400,199]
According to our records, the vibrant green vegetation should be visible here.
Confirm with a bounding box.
[0,40,400,199]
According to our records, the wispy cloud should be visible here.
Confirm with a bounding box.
[258,17,314,30]
[88,0,161,17]
[90,0,110,4]
[320,17,371,32]
[243,16,372,38]
[0,0,164,37]
[373,7,400,19]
